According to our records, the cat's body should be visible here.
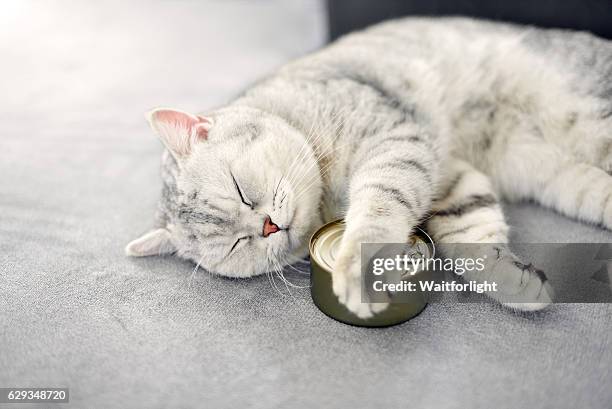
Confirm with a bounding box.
[127,17,612,317]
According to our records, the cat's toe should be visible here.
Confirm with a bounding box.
[492,259,555,310]
[503,279,554,311]
[347,299,375,319]
[371,302,389,314]
[344,281,389,318]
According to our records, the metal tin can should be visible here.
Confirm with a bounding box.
[309,220,430,327]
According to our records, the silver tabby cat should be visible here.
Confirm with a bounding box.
[126,17,612,318]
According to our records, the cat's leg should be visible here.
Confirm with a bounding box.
[332,131,439,318]
[493,140,612,230]
[567,135,612,174]
[547,117,612,174]
[426,158,553,310]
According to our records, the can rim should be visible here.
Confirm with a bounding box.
[309,219,345,275]
[309,219,435,275]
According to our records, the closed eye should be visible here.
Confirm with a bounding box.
[229,235,250,255]
[231,172,254,209]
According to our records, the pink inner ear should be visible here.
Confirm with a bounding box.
[151,109,211,141]
[194,121,210,140]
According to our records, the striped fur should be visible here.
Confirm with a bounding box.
[427,159,552,310]
[127,17,612,317]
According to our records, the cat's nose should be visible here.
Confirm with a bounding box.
[263,216,280,237]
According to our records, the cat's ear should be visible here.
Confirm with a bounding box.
[146,108,213,158]
[125,228,176,257]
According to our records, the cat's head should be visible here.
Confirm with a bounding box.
[125,107,322,277]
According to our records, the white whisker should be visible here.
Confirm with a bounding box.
[188,254,206,289]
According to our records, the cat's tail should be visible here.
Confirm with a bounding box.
[425,158,554,310]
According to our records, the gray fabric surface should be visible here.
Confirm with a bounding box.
[1,2,610,408]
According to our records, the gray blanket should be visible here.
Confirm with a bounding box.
[1,1,610,408]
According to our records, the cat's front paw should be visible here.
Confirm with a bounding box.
[332,238,388,319]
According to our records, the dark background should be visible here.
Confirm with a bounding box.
[327,0,612,40]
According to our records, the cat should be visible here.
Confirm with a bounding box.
[126,17,612,318]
